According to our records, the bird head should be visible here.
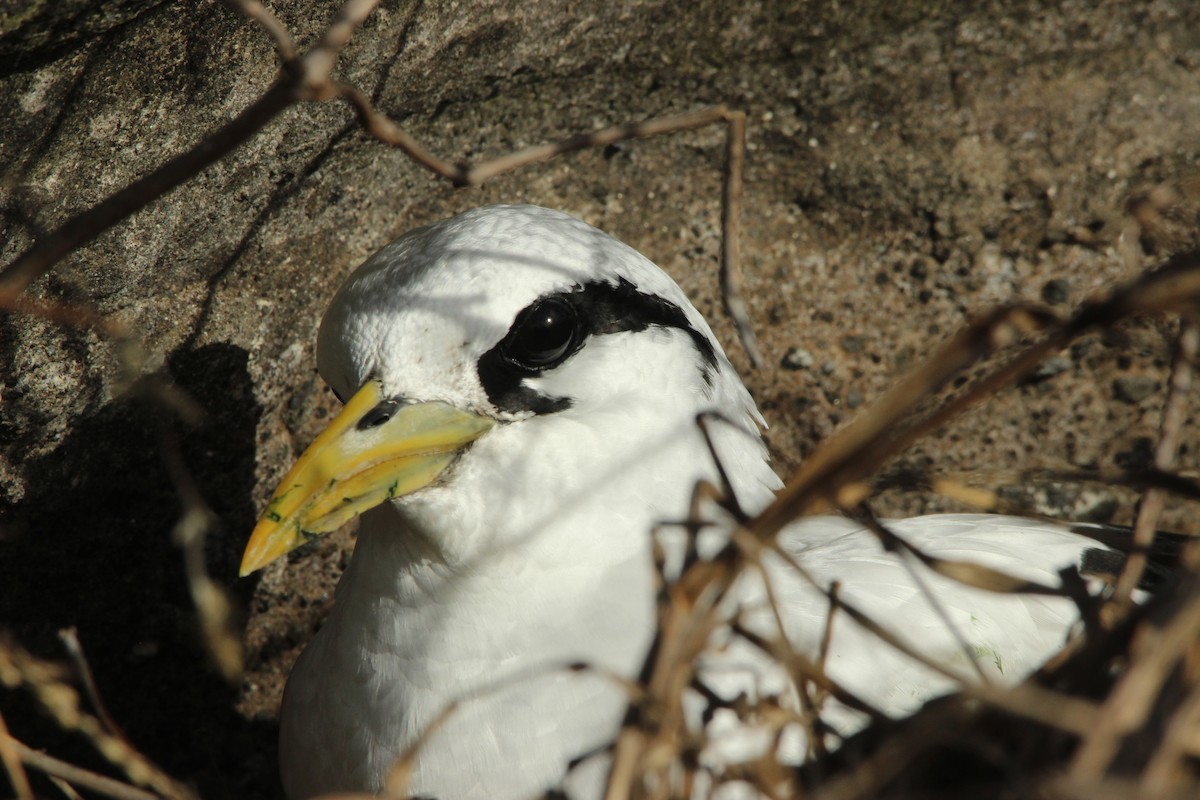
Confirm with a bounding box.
[240,205,770,576]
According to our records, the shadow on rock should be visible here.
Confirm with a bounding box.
[1,342,282,799]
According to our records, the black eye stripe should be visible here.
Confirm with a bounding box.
[476,277,717,416]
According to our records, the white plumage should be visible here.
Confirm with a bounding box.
[243,205,1115,799]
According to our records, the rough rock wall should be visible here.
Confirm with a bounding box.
[2,1,1198,796]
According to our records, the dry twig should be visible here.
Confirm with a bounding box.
[6,0,1200,796]
[1069,570,1200,779]
[0,0,759,362]
[756,252,1200,542]
[1115,317,1199,603]
[56,628,128,746]
[11,740,159,800]
[0,636,197,800]
[0,707,32,799]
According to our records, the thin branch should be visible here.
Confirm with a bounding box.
[728,529,843,760]
[1140,678,1200,792]
[1,0,762,363]
[1069,578,1200,778]
[1115,317,1198,602]
[753,531,1101,738]
[219,0,297,60]
[754,251,1200,542]
[730,530,884,721]
[330,93,763,361]
[12,741,159,800]
[48,775,86,800]
[718,110,761,367]
[57,628,128,744]
[156,416,244,683]
[0,636,196,800]
[1021,467,1200,502]
[854,505,1065,596]
[464,106,739,185]
[730,620,886,723]
[0,708,32,799]
[849,506,990,684]
[811,575,840,753]
[3,57,760,362]
[304,0,384,84]
[0,81,295,299]
[332,81,465,182]
[0,293,131,338]
[0,0,378,297]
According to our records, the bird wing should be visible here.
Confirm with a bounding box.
[691,513,1102,767]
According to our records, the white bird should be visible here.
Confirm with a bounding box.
[241,205,1127,800]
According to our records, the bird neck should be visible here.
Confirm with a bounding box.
[336,395,778,605]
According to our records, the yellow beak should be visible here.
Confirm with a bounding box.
[239,380,495,576]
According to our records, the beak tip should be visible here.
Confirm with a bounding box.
[238,551,263,578]
[239,521,283,577]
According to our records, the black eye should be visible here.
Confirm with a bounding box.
[503,297,579,371]
[357,399,401,430]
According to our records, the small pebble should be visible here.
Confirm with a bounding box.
[781,347,814,370]
[1112,376,1158,404]
[1032,356,1071,381]
[840,335,865,354]
[1042,278,1070,305]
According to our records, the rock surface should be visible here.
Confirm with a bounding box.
[2,1,1199,796]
